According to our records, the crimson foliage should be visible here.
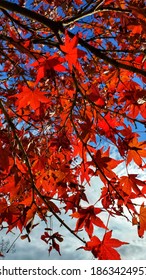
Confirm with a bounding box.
[0,0,146,259]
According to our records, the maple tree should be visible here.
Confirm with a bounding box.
[0,0,146,260]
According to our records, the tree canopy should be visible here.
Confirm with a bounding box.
[0,0,146,260]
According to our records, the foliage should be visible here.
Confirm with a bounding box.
[0,0,146,260]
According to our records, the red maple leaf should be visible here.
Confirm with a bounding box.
[60,31,84,74]
[119,174,144,196]
[14,86,49,110]
[71,205,108,237]
[83,231,128,260]
[98,112,120,136]
[87,84,105,106]
[41,231,63,256]
[99,231,129,260]
[127,137,146,166]
[31,54,66,83]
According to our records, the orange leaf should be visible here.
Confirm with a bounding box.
[127,137,146,166]
[15,86,49,110]
[120,175,141,196]
[83,231,128,260]
[99,231,128,260]
[71,206,107,237]
[60,31,84,74]
[138,203,146,238]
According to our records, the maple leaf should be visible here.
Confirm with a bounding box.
[31,55,66,83]
[97,112,120,138]
[92,148,123,183]
[83,231,128,260]
[87,84,105,106]
[138,203,146,238]
[98,231,128,260]
[23,204,37,227]
[127,137,146,166]
[119,174,143,196]
[41,232,63,256]
[83,235,101,257]
[60,31,84,74]
[71,205,108,237]
[20,193,33,207]
[14,86,49,110]
[0,176,20,202]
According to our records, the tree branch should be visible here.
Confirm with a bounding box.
[62,7,131,26]
[0,0,63,41]
[68,31,146,77]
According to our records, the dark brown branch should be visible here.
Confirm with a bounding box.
[0,0,63,40]
[68,31,146,77]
